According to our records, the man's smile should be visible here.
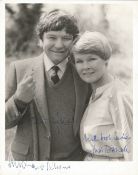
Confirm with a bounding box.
[50,50,66,53]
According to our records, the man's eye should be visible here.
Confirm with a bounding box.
[63,37,73,41]
[76,60,83,64]
[47,36,56,40]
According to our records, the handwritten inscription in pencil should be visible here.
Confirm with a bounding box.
[8,161,71,171]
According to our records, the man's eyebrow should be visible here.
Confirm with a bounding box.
[46,33,73,37]
[46,34,56,36]
[63,35,73,37]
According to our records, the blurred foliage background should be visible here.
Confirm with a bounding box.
[5,3,133,160]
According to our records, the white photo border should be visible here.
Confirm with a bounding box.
[0,1,138,175]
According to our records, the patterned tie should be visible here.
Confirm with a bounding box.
[51,66,60,84]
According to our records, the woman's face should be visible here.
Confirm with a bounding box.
[75,53,108,84]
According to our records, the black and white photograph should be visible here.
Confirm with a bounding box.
[0,0,138,175]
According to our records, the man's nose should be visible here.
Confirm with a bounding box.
[55,38,64,48]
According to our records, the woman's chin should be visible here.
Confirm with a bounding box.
[81,77,93,84]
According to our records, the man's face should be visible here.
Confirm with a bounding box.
[41,29,74,65]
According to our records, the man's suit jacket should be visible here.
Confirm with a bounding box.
[5,54,91,161]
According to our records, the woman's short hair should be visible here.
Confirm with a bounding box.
[36,9,79,40]
[73,31,112,60]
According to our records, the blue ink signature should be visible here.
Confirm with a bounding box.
[88,144,129,154]
[8,161,71,171]
[82,133,131,155]
[83,133,131,142]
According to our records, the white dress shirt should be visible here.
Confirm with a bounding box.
[80,78,133,161]
[43,53,68,83]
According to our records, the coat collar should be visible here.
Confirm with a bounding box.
[32,54,50,132]
[70,63,90,136]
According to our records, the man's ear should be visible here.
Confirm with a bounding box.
[38,39,43,48]
[73,35,80,45]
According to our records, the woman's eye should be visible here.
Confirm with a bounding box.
[89,58,97,61]
[49,36,56,40]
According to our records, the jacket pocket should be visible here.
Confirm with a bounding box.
[11,141,29,160]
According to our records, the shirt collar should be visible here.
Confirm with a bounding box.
[90,76,115,101]
[43,52,68,73]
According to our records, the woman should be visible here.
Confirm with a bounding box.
[73,31,133,161]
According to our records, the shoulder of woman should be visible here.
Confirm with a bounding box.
[109,78,133,128]
[110,78,132,98]
[104,78,132,117]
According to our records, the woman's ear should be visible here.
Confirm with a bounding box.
[105,59,109,66]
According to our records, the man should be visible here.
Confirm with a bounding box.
[5,9,91,161]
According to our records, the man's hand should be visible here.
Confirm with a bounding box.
[15,73,35,103]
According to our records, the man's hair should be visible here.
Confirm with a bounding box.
[73,31,112,60]
[36,9,79,40]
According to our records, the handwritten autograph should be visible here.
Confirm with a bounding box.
[88,144,128,154]
[83,133,131,142]
[8,161,71,171]
[82,133,131,154]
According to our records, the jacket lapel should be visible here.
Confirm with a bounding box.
[32,54,50,132]
[70,63,89,136]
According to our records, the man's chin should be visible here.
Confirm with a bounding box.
[52,57,66,65]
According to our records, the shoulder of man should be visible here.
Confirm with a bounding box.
[9,54,43,81]
[68,53,75,64]
[12,54,43,68]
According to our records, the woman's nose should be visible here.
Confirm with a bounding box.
[83,62,90,69]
